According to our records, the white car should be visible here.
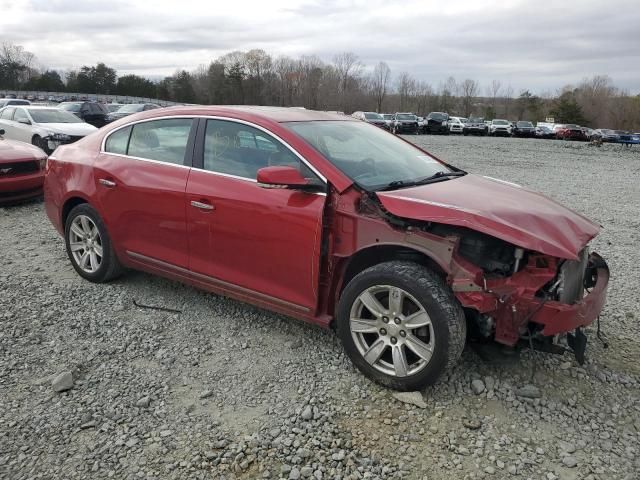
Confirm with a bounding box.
[489,119,513,137]
[448,117,467,134]
[0,105,97,154]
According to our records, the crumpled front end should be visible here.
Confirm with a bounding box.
[452,246,609,362]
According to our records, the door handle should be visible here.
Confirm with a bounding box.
[99,178,116,187]
[190,200,214,211]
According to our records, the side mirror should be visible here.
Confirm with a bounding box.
[257,166,315,190]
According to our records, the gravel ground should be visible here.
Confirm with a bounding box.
[1,136,638,480]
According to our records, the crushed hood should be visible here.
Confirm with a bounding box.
[376,174,600,260]
[41,123,98,136]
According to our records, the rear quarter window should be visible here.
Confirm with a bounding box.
[104,126,132,155]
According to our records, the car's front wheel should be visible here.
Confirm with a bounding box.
[65,203,123,283]
[337,261,466,391]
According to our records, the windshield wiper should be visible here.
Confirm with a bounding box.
[376,171,466,191]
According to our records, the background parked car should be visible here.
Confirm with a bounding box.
[535,125,556,139]
[106,103,124,113]
[556,124,587,141]
[58,101,110,127]
[463,117,488,136]
[0,106,98,154]
[423,112,449,134]
[0,128,47,204]
[351,111,388,129]
[380,114,394,130]
[0,99,31,108]
[489,119,512,136]
[391,112,419,134]
[591,129,618,142]
[448,117,467,134]
[106,103,161,123]
[512,121,535,137]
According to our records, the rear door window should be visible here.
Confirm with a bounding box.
[0,107,15,120]
[127,118,193,165]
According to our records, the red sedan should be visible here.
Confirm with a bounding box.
[555,124,588,141]
[44,106,609,390]
[0,129,47,204]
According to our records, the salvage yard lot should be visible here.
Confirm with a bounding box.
[1,136,639,479]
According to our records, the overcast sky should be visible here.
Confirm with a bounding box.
[2,0,639,94]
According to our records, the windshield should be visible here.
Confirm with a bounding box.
[285,120,451,191]
[29,109,83,123]
[107,104,122,112]
[364,112,383,120]
[117,104,145,113]
[58,103,82,112]
[469,117,484,123]
[428,112,447,120]
[493,120,509,125]
[517,121,533,127]
[396,114,415,120]
[382,114,393,120]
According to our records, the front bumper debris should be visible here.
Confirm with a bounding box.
[455,252,610,350]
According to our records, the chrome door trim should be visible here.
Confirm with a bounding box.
[126,250,310,313]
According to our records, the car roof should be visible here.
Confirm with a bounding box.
[141,105,355,123]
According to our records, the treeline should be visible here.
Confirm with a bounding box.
[2,42,639,130]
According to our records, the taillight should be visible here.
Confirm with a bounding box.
[39,157,47,171]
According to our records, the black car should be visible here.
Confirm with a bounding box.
[58,101,109,127]
[423,112,449,134]
[535,125,556,139]
[352,111,389,130]
[106,103,161,123]
[513,121,536,138]
[463,117,488,136]
[391,113,419,134]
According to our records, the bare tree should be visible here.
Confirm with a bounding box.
[459,79,479,117]
[503,84,514,118]
[439,76,458,112]
[487,79,501,110]
[396,72,416,111]
[332,52,362,109]
[371,61,391,113]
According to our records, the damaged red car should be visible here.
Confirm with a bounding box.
[0,129,47,204]
[44,107,609,391]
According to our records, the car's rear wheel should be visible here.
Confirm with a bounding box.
[65,204,123,282]
[336,261,466,391]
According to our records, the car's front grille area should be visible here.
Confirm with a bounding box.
[0,161,39,176]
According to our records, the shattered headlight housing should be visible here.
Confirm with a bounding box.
[47,133,71,141]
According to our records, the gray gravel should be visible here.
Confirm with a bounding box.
[1,136,639,479]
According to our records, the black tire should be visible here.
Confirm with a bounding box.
[31,135,48,153]
[64,203,123,283]
[336,261,466,391]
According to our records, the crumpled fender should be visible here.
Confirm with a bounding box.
[376,174,600,260]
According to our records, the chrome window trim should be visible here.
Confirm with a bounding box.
[101,152,192,170]
[100,114,327,184]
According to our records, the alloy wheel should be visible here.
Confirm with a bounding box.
[68,215,103,273]
[349,285,435,378]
